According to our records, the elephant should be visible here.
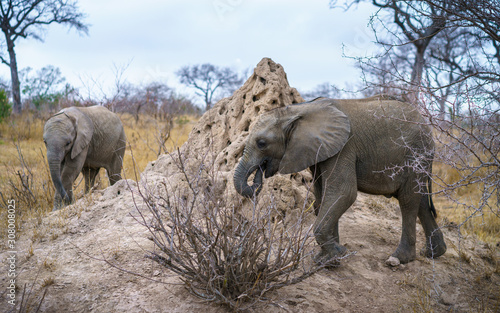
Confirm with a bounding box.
[43,105,126,210]
[233,96,447,265]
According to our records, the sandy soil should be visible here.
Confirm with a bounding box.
[1,184,498,312]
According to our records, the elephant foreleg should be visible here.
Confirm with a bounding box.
[53,192,63,211]
[59,153,86,207]
[312,158,357,265]
[310,164,323,216]
[60,172,75,206]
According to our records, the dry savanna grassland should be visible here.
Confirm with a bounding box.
[0,112,194,236]
[0,109,498,312]
[0,111,497,246]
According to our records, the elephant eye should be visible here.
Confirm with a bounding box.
[256,139,267,149]
[65,140,71,146]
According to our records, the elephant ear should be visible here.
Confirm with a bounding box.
[66,108,94,159]
[279,100,351,174]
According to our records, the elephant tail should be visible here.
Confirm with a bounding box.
[427,177,437,218]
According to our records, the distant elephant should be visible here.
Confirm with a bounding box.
[43,106,126,210]
[233,96,446,264]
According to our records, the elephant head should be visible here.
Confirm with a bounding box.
[43,108,94,204]
[234,99,351,198]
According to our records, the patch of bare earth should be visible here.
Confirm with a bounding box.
[2,58,498,312]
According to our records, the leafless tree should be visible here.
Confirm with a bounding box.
[176,63,243,111]
[332,0,499,236]
[424,0,500,108]
[334,0,499,108]
[112,81,197,123]
[333,0,450,103]
[0,0,88,113]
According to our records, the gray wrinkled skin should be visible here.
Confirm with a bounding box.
[43,106,126,210]
[234,96,446,265]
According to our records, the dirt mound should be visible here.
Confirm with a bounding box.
[1,58,498,313]
[142,57,311,219]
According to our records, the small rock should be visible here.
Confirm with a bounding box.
[440,291,458,305]
[385,256,401,267]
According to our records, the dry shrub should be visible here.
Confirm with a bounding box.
[134,149,336,311]
[424,106,500,246]
[3,284,48,313]
[0,145,54,212]
[0,113,55,244]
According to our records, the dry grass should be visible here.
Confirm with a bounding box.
[0,110,498,249]
[0,111,195,245]
[433,162,500,245]
[120,113,193,180]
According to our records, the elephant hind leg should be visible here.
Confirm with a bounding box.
[393,189,420,264]
[418,194,447,258]
[107,154,123,185]
[83,167,100,193]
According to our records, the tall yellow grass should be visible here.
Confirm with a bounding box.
[0,111,195,245]
[120,114,193,181]
[433,160,499,244]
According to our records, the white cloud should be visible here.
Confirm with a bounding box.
[0,0,377,103]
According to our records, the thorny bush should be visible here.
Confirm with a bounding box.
[134,149,344,311]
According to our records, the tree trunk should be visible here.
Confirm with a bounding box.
[205,92,211,112]
[6,36,21,113]
[400,8,446,105]
[409,48,426,104]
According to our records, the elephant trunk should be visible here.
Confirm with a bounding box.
[48,159,70,204]
[233,151,265,198]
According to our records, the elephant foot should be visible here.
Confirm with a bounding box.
[385,256,401,267]
[313,244,347,267]
[421,239,447,259]
[53,196,72,211]
[391,247,416,264]
[53,200,63,211]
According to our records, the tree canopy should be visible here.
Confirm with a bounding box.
[176,63,243,111]
[0,0,88,113]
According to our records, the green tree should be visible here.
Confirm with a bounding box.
[0,88,11,123]
[21,65,73,110]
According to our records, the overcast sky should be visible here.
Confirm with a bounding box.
[0,0,378,105]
